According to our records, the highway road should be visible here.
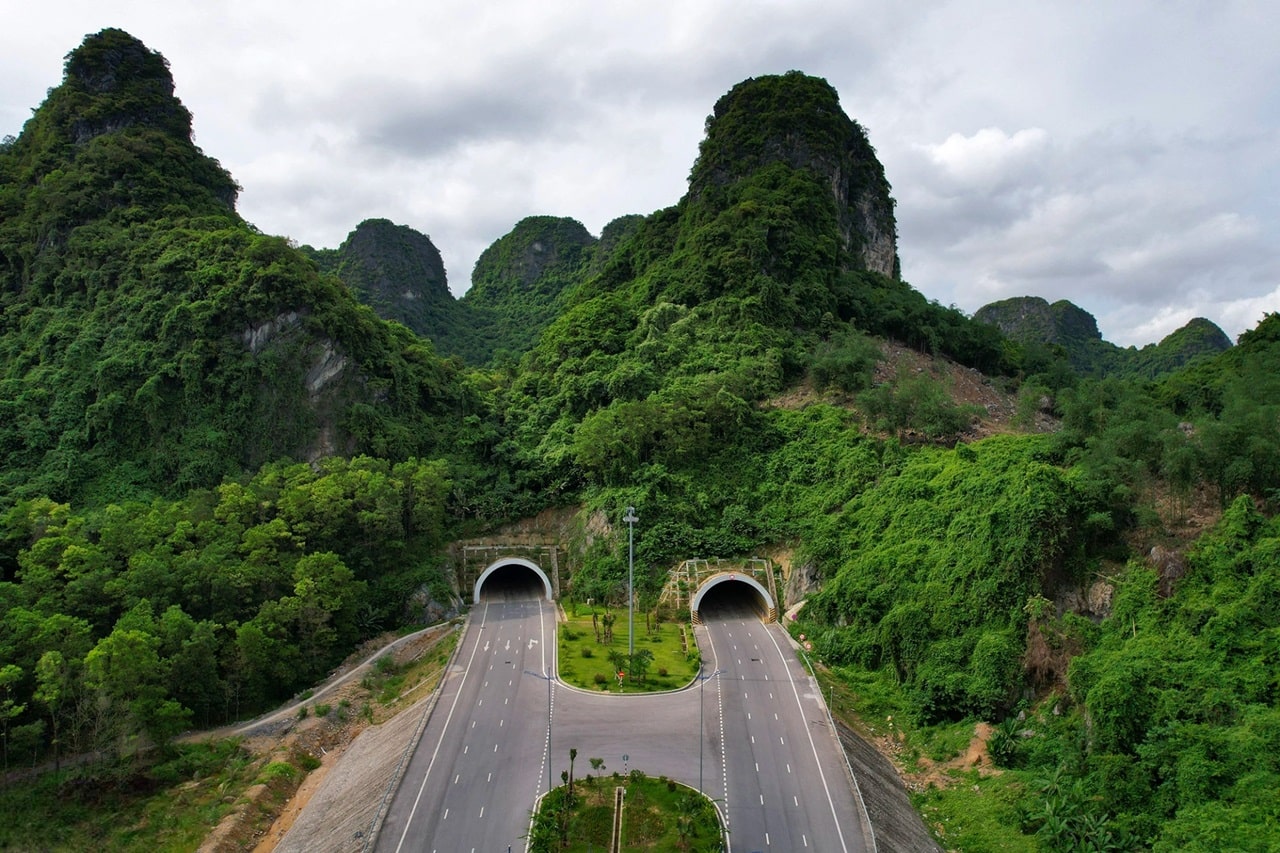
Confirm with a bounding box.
[375,577,872,852]
[376,578,555,853]
[701,597,872,852]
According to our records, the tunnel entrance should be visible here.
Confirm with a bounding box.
[690,572,776,624]
[473,558,554,603]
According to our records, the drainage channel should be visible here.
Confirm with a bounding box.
[610,786,625,852]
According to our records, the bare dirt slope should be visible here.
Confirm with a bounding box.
[195,624,457,852]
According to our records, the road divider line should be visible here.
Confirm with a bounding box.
[392,602,491,853]
[762,623,849,853]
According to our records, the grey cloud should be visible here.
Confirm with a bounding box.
[363,88,565,156]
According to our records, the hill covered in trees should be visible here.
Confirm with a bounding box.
[0,30,483,508]
[975,295,1232,379]
[1,30,1278,852]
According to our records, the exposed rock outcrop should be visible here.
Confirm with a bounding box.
[688,71,899,277]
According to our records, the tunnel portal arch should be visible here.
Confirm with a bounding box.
[690,571,777,623]
[473,558,554,603]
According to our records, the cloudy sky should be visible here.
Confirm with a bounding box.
[3,1,1277,346]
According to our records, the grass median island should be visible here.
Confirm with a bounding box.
[556,604,700,693]
[530,771,724,852]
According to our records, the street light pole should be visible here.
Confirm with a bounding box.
[624,507,638,661]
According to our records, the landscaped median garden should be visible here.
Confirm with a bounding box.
[529,767,724,852]
[556,603,700,693]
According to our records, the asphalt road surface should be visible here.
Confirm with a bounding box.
[701,597,872,852]
[376,578,872,852]
[377,581,556,852]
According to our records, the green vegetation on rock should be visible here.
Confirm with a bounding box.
[975,295,1232,379]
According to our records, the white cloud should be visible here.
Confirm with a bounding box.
[1219,285,1280,343]
[918,127,1050,193]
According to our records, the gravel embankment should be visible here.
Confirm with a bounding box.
[273,692,433,853]
[836,719,943,853]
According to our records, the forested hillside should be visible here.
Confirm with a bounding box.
[1,31,1278,852]
[975,295,1233,379]
[0,30,483,508]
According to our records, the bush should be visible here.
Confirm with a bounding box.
[594,673,608,685]
[258,762,298,783]
[581,647,594,658]
[988,717,1022,768]
[810,329,880,393]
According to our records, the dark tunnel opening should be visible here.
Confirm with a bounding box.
[695,579,769,622]
[477,563,548,602]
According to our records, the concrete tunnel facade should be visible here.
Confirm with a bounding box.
[472,557,555,603]
[689,571,777,622]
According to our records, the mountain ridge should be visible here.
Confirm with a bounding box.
[0,29,475,503]
[975,294,1232,377]
[2,32,1278,853]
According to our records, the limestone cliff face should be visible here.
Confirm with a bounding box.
[465,216,596,306]
[62,28,195,145]
[331,219,452,330]
[974,296,1101,348]
[687,71,899,278]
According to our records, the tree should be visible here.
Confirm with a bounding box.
[567,747,578,804]
[676,791,703,849]
[629,648,655,684]
[289,551,363,680]
[9,720,45,769]
[168,619,224,727]
[0,664,26,773]
[34,650,68,771]
[607,648,628,682]
[83,627,191,760]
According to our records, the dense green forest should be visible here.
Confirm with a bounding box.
[2,30,1278,851]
